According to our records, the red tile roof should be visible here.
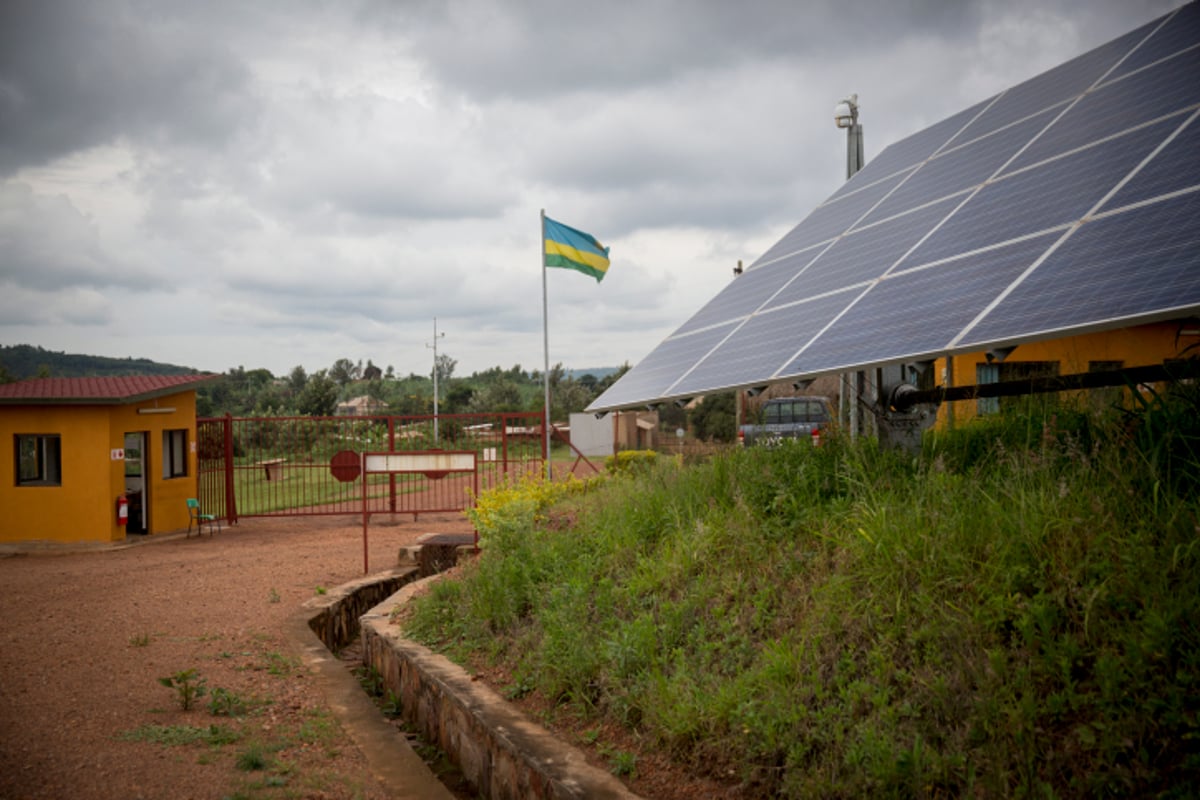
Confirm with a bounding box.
[0,374,219,404]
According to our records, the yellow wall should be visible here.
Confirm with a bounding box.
[937,321,1197,427]
[0,390,199,544]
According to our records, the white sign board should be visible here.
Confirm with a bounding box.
[363,452,475,473]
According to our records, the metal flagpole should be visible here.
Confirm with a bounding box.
[541,209,552,481]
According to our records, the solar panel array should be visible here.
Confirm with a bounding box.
[590,3,1200,412]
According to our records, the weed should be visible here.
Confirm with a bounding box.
[235,743,268,771]
[121,723,240,747]
[298,710,339,746]
[354,665,384,696]
[314,586,327,595]
[267,588,281,604]
[206,687,259,717]
[158,669,208,711]
[380,689,404,718]
[128,632,151,647]
[259,651,298,676]
[606,748,638,777]
[502,676,534,701]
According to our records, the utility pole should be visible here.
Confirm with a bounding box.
[427,318,445,441]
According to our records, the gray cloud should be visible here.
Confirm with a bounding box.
[0,0,259,177]
[0,0,1183,376]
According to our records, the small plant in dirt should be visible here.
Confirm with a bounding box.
[267,588,281,604]
[159,668,208,711]
[603,747,638,777]
[207,687,263,717]
[236,742,268,771]
[262,651,298,676]
[297,709,339,747]
[128,632,151,647]
[354,665,384,696]
[314,585,327,595]
[121,723,240,747]
[379,689,404,718]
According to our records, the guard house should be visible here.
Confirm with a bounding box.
[0,375,218,545]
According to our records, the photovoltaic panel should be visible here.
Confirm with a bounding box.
[675,256,812,335]
[860,110,1055,223]
[770,196,962,304]
[947,24,1151,145]
[903,117,1177,268]
[671,291,857,397]
[1008,48,1200,171]
[587,322,737,409]
[787,233,1063,376]
[960,190,1200,348]
[1106,5,1200,79]
[590,2,1200,413]
[1104,114,1200,209]
[753,169,910,266]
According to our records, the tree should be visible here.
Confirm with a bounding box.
[690,392,737,442]
[445,384,474,413]
[551,379,592,422]
[329,358,359,386]
[434,353,456,387]
[286,365,308,394]
[469,379,524,413]
[298,370,339,416]
[363,360,382,381]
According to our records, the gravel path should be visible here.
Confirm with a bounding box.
[0,513,472,800]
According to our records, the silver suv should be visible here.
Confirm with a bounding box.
[739,396,833,447]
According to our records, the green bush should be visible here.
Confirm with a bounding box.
[605,450,661,475]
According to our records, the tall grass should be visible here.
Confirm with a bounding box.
[404,384,1200,798]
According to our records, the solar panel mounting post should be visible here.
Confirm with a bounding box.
[834,94,868,439]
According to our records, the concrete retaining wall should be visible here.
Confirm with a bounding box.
[304,568,419,650]
[361,579,644,800]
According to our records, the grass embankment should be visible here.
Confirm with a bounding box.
[403,388,1200,798]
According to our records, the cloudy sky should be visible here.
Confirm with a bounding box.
[0,0,1182,379]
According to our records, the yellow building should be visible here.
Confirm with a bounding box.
[936,319,1199,426]
[0,375,217,544]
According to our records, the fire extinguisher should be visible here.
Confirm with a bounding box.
[811,427,821,448]
[117,494,129,526]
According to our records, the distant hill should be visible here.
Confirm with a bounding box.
[0,344,200,380]
[566,366,621,380]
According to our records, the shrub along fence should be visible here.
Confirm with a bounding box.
[197,412,564,522]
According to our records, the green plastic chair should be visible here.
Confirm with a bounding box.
[186,498,220,536]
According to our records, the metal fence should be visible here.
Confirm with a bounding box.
[197,412,562,523]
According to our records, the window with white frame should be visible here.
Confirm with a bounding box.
[162,429,188,479]
[15,434,62,486]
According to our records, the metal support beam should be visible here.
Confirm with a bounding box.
[888,360,1200,412]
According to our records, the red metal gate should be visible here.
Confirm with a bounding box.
[197,412,554,522]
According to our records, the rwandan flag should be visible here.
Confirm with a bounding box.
[544,216,610,282]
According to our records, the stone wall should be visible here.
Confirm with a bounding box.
[361,580,643,800]
[304,568,418,650]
